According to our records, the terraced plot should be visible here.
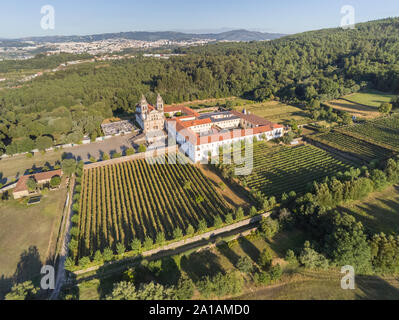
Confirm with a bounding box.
[310,131,395,163]
[241,144,354,198]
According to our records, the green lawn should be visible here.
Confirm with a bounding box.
[0,186,67,298]
[344,90,396,108]
[338,185,399,235]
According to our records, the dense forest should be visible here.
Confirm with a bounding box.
[0,18,399,155]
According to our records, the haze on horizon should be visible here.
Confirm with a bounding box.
[0,0,398,39]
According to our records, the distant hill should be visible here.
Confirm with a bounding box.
[15,30,286,43]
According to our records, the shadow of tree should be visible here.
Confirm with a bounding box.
[0,246,43,299]
[238,237,260,264]
[216,243,241,267]
[356,275,399,300]
[180,251,224,282]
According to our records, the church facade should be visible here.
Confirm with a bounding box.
[136,94,166,133]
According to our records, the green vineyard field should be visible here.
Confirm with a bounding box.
[310,131,395,163]
[241,144,354,198]
[77,158,230,258]
[340,115,399,150]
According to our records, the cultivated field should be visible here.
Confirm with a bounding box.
[309,131,396,163]
[77,158,231,258]
[240,144,353,198]
[344,90,396,108]
[339,115,399,150]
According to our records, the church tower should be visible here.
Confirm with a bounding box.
[140,94,148,114]
[156,93,164,112]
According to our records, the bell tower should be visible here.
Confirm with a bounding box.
[140,94,148,114]
[156,93,164,112]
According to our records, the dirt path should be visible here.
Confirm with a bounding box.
[50,176,75,300]
[198,164,251,209]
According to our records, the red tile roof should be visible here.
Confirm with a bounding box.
[13,169,63,193]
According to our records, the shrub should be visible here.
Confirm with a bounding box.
[186,224,195,237]
[79,257,91,268]
[156,232,166,245]
[213,216,223,228]
[94,250,103,263]
[175,277,195,300]
[260,217,280,239]
[103,247,114,262]
[259,248,274,270]
[130,238,142,254]
[144,236,154,250]
[299,242,329,270]
[116,243,126,256]
[173,227,183,240]
[236,256,254,274]
[235,207,244,220]
[253,272,271,286]
[198,219,208,232]
[285,249,298,266]
[270,264,283,281]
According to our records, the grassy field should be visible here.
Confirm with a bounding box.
[233,100,311,125]
[238,269,399,300]
[325,99,379,120]
[238,143,354,199]
[0,184,67,298]
[0,150,64,182]
[338,185,399,235]
[77,158,231,259]
[344,90,396,108]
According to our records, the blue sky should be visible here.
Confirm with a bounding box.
[0,0,398,38]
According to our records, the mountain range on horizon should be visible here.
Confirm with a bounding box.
[1,29,286,43]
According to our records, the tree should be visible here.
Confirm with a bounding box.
[116,243,126,256]
[186,224,195,237]
[198,219,208,232]
[126,148,136,156]
[156,232,166,245]
[103,247,114,262]
[173,227,183,240]
[36,136,53,151]
[144,236,154,250]
[270,264,283,281]
[130,238,142,254]
[50,175,61,188]
[299,241,329,270]
[235,207,244,220]
[79,257,91,268]
[213,216,223,228]
[324,212,372,274]
[236,256,254,274]
[94,250,103,263]
[5,281,39,300]
[106,281,137,300]
[61,159,77,176]
[260,217,280,239]
[175,277,195,300]
[26,177,37,192]
[378,102,392,114]
[253,271,271,286]
[258,248,273,270]
[250,206,258,217]
[285,250,298,266]
[138,145,147,153]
